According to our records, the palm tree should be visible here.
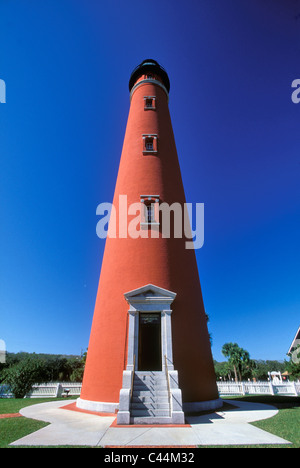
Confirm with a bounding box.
[222,342,251,382]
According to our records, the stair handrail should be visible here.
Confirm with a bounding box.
[130,354,136,400]
[164,354,172,416]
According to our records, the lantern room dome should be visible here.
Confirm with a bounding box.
[129,59,170,93]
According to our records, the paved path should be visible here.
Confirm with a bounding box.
[10,399,290,447]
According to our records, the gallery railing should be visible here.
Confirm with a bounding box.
[164,354,172,416]
[130,354,136,401]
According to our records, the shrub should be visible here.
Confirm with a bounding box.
[0,358,46,398]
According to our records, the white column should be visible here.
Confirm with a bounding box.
[162,310,174,370]
[126,310,137,370]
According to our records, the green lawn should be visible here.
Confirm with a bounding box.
[207,395,300,448]
[0,395,299,448]
[236,395,300,448]
[0,398,73,449]
[0,397,62,415]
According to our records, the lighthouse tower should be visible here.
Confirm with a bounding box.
[77,59,221,424]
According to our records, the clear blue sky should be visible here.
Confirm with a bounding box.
[0,0,299,362]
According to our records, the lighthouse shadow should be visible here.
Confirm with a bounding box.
[185,402,238,424]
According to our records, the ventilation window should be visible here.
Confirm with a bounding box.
[144,96,156,110]
[142,134,158,154]
[146,139,153,151]
[146,204,154,223]
[140,196,160,225]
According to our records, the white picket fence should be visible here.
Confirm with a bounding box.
[217,381,300,396]
[1,381,299,399]
[0,382,82,399]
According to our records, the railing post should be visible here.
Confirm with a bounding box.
[55,383,62,398]
[164,355,172,416]
[292,381,298,396]
[130,354,136,401]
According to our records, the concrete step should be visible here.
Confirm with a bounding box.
[133,380,168,389]
[134,375,167,381]
[134,372,166,381]
[131,401,170,410]
[134,372,165,376]
[132,384,168,391]
[133,378,167,386]
[135,373,165,376]
[133,377,167,383]
[132,389,168,399]
[130,408,171,417]
[130,416,174,425]
[132,395,169,404]
[133,378,167,385]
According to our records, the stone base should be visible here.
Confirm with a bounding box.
[76,397,118,413]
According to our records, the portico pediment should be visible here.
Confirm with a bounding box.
[124,284,176,311]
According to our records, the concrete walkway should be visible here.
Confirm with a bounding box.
[10,399,290,447]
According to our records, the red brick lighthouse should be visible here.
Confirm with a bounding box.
[77,59,221,423]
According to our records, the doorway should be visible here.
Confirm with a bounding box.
[138,313,162,371]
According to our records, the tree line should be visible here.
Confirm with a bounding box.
[215,342,300,382]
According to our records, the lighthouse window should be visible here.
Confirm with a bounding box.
[142,134,158,154]
[140,196,160,226]
[144,96,156,110]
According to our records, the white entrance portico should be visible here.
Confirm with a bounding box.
[124,284,176,372]
[117,284,184,424]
